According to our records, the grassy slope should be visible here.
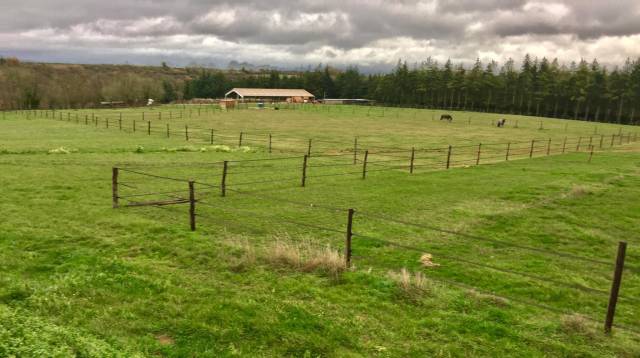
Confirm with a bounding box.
[1,107,639,357]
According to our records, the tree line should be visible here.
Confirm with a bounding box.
[1,55,639,124]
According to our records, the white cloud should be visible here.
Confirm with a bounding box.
[0,0,639,69]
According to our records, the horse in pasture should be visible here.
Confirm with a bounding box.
[440,114,453,122]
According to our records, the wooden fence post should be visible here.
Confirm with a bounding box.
[185,125,189,141]
[345,208,354,268]
[588,147,594,163]
[529,140,535,158]
[119,118,122,131]
[611,134,615,147]
[446,145,452,169]
[189,181,196,231]
[167,124,170,138]
[105,118,109,129]
[147,121,151,135]
[238,131,243,147]
[505,142,511,161]
[604,241,627,334]
[112,167,119,208]
[353,137,358,164]
[576,137,582,152]
[476,143,482,165]
[221,161,228,197]
[589,136,593,149]
[133,120,136,133]
[301,155,308,187]
[210,129,214,144]
[268,134,272,153]
[546,138,551,155]
[410,147,415,173]
[362,150,369,179]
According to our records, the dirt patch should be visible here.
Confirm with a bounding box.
[156,334,175,346]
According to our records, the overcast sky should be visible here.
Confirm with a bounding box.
[1,0,639,70]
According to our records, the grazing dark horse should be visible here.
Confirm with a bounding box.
[497,118,506,127]
[440,114,453,122]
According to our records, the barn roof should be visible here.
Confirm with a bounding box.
[225,88,315,98]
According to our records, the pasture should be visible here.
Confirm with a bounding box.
[1,105,640,357]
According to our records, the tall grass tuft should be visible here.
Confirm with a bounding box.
[560,314,596,339]
[264,238,346,279]
[388,268,432,302]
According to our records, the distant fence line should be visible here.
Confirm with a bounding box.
[9,108,640,166]
[109,131,638,196]
[3,100,639,126]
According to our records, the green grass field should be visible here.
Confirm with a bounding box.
[1,105,640,357]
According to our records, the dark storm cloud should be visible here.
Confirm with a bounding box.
[0,1,639,68]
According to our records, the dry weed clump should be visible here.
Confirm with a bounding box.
[264,239,346,279]
[466,289,509,307]
[388,268,431,301]
[567,185,592,198]
[228,240,257,272]
[304,246,345,278]
[560,314,596,339]
[266,240,303,268]
[419,253,440,268]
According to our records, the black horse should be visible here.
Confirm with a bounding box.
[440,114,453,122]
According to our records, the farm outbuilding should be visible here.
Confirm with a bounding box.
[224,88,315,103]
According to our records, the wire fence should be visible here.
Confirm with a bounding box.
[17,107,640,159]
[111,161,640,336]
